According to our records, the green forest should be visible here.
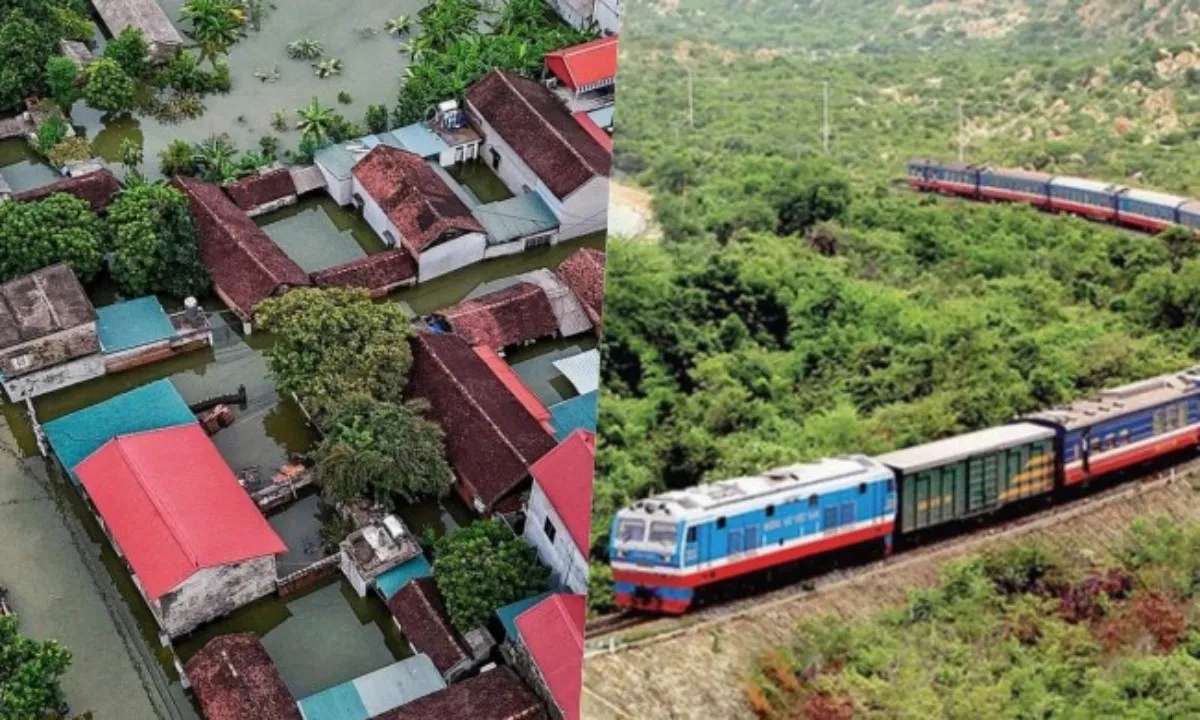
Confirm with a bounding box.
[591,0,1200,601]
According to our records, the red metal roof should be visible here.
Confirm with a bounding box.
[529,431,595,558]
[572,111,613,154]
[545,36,619,91]
[472,346,555,434]
[515,593,586,720]
[75,424,287,600]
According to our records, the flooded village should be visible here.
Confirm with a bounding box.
[0,0,616,717]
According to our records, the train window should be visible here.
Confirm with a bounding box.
[1178,403,1190,428]
[649,522,678,544]
[686,527,697,543]
[858,483,867,495]
[808,494,819,508]
[1090,437,1101,453]
[716,517,727,530]
[765,504,775,517]
[1154,410,1166,434]
[617,519,645,543]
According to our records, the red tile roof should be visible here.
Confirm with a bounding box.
[409,333,557,514]
[515,594,585,720]
[185,633,301,720]
[439,283,559,350]
[352,146,483,255]
[75,424,287,600]
[472,346,554,434]
[572,111,613,154]
[370,667,543,720]
[555,248,605,329]
[529,431,595,559]
[386,578,469,676]
[225,167,297,211]
[14,168,122,211]
[466,71,611,200]
[311,248,417,294]
[173,176,310,321]
[545,36,618,91]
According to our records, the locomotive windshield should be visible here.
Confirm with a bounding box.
[648,521,679,545]
[617,519,645,542]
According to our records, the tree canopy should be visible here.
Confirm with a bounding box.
[432,520,549,633]
[0,615,72,719]
[106,183,210,298]
[0,193,105,283]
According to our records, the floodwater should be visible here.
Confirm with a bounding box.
[450,160,515,204]
[0,138,60,192]
[75,0,427,172]
[258,195,386,273]
[508,338,597,406]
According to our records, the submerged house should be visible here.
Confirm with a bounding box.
[386,578,475,682]
[547,0,620,35]
[545,36,618,120]
[296,654,446,720]
[507,593,586,720]
[522,432,594,595]
[409,332,557,515]
[436,270,593,351]
[466,71,612,242]
[91,0,184,62]
[555,248,606,334]
[369,667,544,720]
[12,168,122,211]
[352,146,487,283]
[185,634,301,720]
[224,166,299,217]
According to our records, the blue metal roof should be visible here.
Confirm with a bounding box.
[313,143,359,181]
[550,391,598,441]
[297,655,445,720]
[298,682,367,720]
[43,379,196,485]
[588,105,614,130]
[472,191,560,245]
[495,591,554,641]
[375,555,432,600]
[96,297,176,354]
[390,123,450,159]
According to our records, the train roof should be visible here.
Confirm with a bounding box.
[983,167,1053,182]
[1121,188,1189,207]
[626,456,892,522]
[1049,176,1125,194]
[876,423,1054,474]
[1180,200,1200,216]
[1025,367,1200,430]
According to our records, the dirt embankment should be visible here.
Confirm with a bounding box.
[582,476,1200,719]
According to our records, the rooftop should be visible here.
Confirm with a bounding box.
[1026,367,1200,430]
[352,146,485,255]
[225,167,297,212]
[529,431,595,558]
[314,123,452,182]
[311,248,418,294]
[495,591,553,641]
[473,346,554,433]
[438,283,559,350]
[471,192,560,245]
[368,667,543,720]
[91,0,184,49]
[0,263,95,350]
[12,168,122,211]
[876,423,1056,474]
[552,349,601,395]
[549,391,598,441]
[555,248,605,328]
[375,555,432,600]
[386,578,469,677]
[515,593,586,720]
[185,634,300,720]
[572,111,613,153]
[341,521,423,585]
[95,296,176,354]
[296,655,446,720]
[466,70,611,200]
[545,36,619,92]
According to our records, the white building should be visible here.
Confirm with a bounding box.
[522,431,595,594]
[466,70,612,242]
[547,0,620,34]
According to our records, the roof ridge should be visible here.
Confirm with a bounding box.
[496,72,602,179]
[29,270,63,331]
[113,432,202,569]
[192,178,299,286]
[413,580,467,657]
[555,595,584,648]
[448,283,543,318]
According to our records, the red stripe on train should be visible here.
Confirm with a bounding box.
[1066,428,1200,486]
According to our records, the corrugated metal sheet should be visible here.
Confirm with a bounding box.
[298,680,369,720]
[96,296,176,354]
[877,422,1055,474]
[550,391,598,441]
[553,350,601,394]
[472,191,559,244]
[1122,188,1188,207]
[390,123,450,159]
[587,105,614,129]
[355,655,445,716]
[523,269,592,338]
[376,555,432,599]
[1050,176,1123,194]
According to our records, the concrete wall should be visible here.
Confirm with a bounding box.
[340,546,371,598]
[546,0,589,30]
[558,176,610,241]
[522,483,588,594]
[483,240,530,260]
[318,163,353,206]
[501,640,567,720]
[439,142,481,168]
[418,233,487,282]
[2,353,105,402]
[153,555,278,638]
[470,111,545,202]
[0,323,99,378]
[354,176,402,248]
[594,0,620,34]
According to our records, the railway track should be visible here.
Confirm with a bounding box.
[584,456,1200,652]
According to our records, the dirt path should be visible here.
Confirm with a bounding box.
[608,181,662,240]
[582,475,1200,719]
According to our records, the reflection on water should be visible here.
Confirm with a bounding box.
[0,139,60,192]
[449,159,514,204]
[258,195,386,272]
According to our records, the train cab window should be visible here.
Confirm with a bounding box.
[808,494,819,508]
[686,527,697,543]
[858,483,867,495]
[765,505,775,517]
[649,522,679,545]
[616,519,645,543]
[716,517,727,530]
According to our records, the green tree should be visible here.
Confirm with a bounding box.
[432,520,549,632]
[295,96,336,145]
[180,0,243,65]
[314,394,453,506]
[158,139,197,176]
[102,26,151,80]
[34,114,69,155]
[83,58,136,114]
[0,615,72,719]
[0,12,55,113]
[0,193,104,282]
[105,183,209,297]
[364,104,389,133]
[44,55,80,111]
[191,134,239,182]
[255,288,416,416]
[1160,226,1198,272]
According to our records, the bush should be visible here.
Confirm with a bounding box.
[337,90,352,104]
[83,58,136,114]
[46,136,92,167]
[34,114,70,155]
[0,615,72,719]
[158,139,197,176]
[432,520,550,632]
[364,104,389,133]
[103,27,152,80]
[44,55,81,111]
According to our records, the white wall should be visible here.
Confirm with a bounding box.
[558,175,610,240]
[483,240,529,260]
[353,176,403,247]
[470,111,546,200]
[523,483,588,594]
[418,233,487,282]
[2,353,106,402]
[318,163,353,206]
[594,0,620,34]
[439,142,481,168]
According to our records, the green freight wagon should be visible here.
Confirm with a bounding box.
[877,423,1058,534]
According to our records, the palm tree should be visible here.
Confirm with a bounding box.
[181,0,244,65]
[192,134,239,182]
[296,97,336,145]
[312,58,343,79]
[384,15,413,37]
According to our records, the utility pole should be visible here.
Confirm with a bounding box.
[822,81,830,154]
[686,66,695,128]
[958,99,966,162]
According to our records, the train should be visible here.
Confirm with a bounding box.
[906,159,1200,235]
[610,366,1200,614]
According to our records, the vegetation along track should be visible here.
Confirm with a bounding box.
[584,454,1200,653]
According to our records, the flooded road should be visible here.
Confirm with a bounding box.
[0,139,60,192]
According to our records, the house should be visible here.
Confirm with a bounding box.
[545,37,618,114]
[552,349,601,396]
[352,146,487,283]
[386,578,473,681]
[473,346,555,435]
[471,192,561,257]
[509,594,586,720]
[437,283,559,351]
[310,249,417,297]
[465,71,612,241]
[0,264,103,401]
[549,392,598,441]
[408,332,558,515]
[225,167,299,217]
[73,424,287,637]
[522,432,594,594]
[91,0,184,62]
[339,517,423,598]
[13,168,122,211]
[555,248,606,333]
[96,296,213,374]
[369,667,544,720]
[185,634,301,720]
[174,175,311,328]
[547,0,620,35]
[296,655,446,720]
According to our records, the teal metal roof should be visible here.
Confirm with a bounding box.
[96,297,176,354]
[298,682,367,720]
[390,123,449,159]
[550,391,598,441]
[297,655,445,720]
[495,591,553,640]
[43,379,196,485]
[314,143,359,181]
[588,105,614,130]
[472,191,559,245]
[375,555,432,600]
